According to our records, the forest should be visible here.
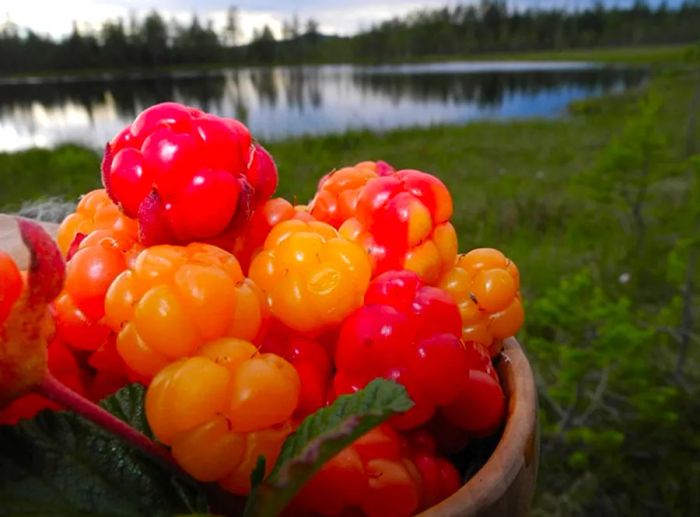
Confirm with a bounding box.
[1,1,700,73]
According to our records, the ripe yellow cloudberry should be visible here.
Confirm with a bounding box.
[249,219,371,335]
[57,189,138,256]
[145,338,299,494]
[104,243,267,379]
[439,248,524,356]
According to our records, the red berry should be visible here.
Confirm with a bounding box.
[142,127,200,199]
[340,170,457,284]
[406,333,468,406]
[364,269,422,313]
[413,453,443,508]
[287,338,331,379]
[410,285,462,339]
[335,270,480,430]
[353,425,403,463]
[385,368,435,430]
[404,429,437,456]
[53,293,111,351]
[107,148,151,218]
[361,458,420,517]
[194,115,250,173]
[260,334,331,418]
[165,169,240,240]
[130,102,193,142]
[436,457,462,500]
[332,369,365,397]
[336,304,415,378]
[247,144,279,203]
[103,102,275,245]
[292,361,328,417]
[442,369,506,437]
[296,447,368,516]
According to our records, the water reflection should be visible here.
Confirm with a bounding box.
[0,63,647,151]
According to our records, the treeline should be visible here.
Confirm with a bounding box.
[1,1,700,74]
[354,0,700,60]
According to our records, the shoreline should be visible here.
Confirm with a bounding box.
[0,44,689,83]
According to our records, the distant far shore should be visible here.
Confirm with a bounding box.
[2,44,691,82]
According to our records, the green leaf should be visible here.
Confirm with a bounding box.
[249,456,266,488]
[0,387,208,516]
[243,378,413,517]
[99,383,152,437]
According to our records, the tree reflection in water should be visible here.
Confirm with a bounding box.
[0,63,647,151]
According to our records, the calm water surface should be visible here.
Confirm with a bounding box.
[0,62,647,151]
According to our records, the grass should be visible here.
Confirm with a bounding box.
[413,43,693,65]
[0,145,100,210]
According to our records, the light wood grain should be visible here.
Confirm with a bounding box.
[0,215,59,270]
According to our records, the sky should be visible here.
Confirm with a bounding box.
[0,0,685,43]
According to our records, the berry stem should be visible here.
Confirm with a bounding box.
[36,373,175,467]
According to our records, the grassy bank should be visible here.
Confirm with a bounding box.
[409,43,693,65]
[1,64,699,515]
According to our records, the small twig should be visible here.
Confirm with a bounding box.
[534,372,565,420]
[36,373,175,468]
[676,245,699,383]
[675,70,700,383]
[655,325,682,343]
[575,367,610,426]
[599,401,621,420]
[557,378,583,434]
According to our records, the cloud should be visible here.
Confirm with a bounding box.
[3,0,458,40]
[2,0,684,41]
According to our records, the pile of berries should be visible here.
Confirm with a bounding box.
[1,102,525,516]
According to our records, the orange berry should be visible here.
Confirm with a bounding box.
[65,242,126,321]
[250,220,371,335]
[440,247,524,354]
[340,170,457,284]
[490,297,525,340]
[309,162,380,228]
[53,292,111,351]
[145,343,297,494]
[54,222,142,364]
[56,189,137,256]
[470,269,517,313]
[105,243,267,380]
[456,248,508,277]
[146,356,230,445]
[171,416,247,482]
[228,353,300,432]
[223,197,315,274]
[217,422,293,495]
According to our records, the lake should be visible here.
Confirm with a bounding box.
[0,62,647,152]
